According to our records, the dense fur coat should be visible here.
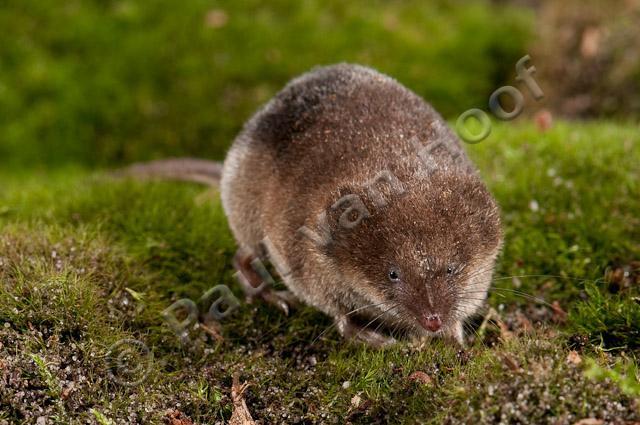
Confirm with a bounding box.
[221,64,502,344]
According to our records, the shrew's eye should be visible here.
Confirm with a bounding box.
[388,269,400,282]
[446,266,454,275]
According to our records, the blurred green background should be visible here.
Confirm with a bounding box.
[1,0,535,168]
[1,2,639,422]
[4,0,638,170]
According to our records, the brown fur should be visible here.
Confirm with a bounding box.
[221,63,503,343]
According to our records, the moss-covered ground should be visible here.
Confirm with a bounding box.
[1,122,638,424]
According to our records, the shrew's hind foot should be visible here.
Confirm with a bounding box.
[233,248,297,316]
[336,316,396,348]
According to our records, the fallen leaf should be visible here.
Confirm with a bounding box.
[476,307,512,344]
[163,409,194,425]
[61,383,74,400]
[229,373,256,425]
[351,393,362,408]
[497,318,513,342]
[408,371,433,385]
[201,318,224,342]
[551,301,568,323]
[500,353,520,372]
[566,350,582,365]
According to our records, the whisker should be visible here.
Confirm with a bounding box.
[354,303,402,341]
[311,300,395,345]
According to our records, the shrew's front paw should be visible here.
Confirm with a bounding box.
[335,316,396,348]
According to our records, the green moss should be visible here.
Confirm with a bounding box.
[0,122,639,422]
[585,357,640,399]
[570,283,640,349]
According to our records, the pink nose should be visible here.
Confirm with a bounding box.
[421,314,442,332]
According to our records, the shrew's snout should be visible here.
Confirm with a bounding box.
[418,313,442,332]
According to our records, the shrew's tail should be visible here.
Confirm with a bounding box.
[116,158,223,186]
